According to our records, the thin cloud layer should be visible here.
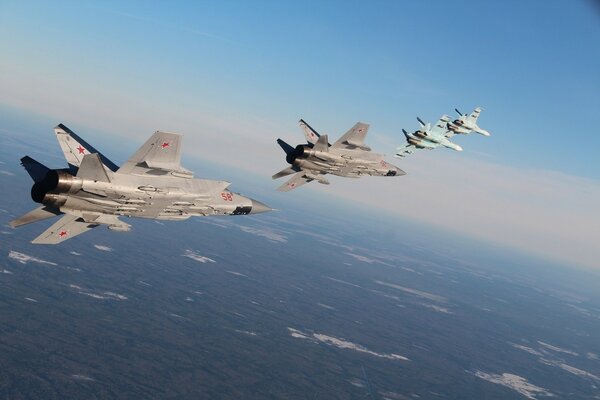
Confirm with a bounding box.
[1,68,598,270]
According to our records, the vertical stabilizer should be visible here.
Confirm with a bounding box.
[20,156,50,183]
[54,124,119,173]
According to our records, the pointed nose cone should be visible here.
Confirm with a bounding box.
[454,144,463,152]
[479,130,491,137]
[396,167,407,176]
[250,199,272,214]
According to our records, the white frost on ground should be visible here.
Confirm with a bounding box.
[71,374,95,382]
[287,327,409,361]
[473,370,554,399]
[375,280,446,302]
[235,330,258,336]
[226,270,248,277]
[238,225,287,243]
[69,284,127,301]
[104,291,127,300]
[348,378,365,388]
[317,303,335,310]
[326,277,362,288]
[93,245,113,252]
[8,251,57,266]
[511,343,544,356]
[288,327,311,340]
[539,358,600,381]
[345,252,377,264]
[182,250,216,264]
[370,290,400,301]
[537,341,579,356]
[419,303,453,314]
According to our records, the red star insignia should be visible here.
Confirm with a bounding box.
[76,145,85,154]
[58,230,68,238]
[161,142,170,148]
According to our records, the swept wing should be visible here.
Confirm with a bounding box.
[118,131,192,176]
[31,214,98,244]
[277,171,314,192]
[332,122,370,150]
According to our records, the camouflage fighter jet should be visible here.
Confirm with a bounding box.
[447,107,491,136]
[395,115,463,158]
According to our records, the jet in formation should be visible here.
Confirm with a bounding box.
[10,124,271,244]
[273,119,405,191]
[448,107,491,136]
[396,107,490,157]
[396,115,463,158]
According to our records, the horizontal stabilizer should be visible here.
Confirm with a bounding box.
[272,166,298,179]
[21,156,50,183]
[277,171,313,191]
[77,153,111,182]
[277,139,295,155]
[10,206,61,228]
[31,214,97,244]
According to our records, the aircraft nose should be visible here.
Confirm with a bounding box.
[455,145,464,152]
[250,199,272,214]
[481,130,491,137]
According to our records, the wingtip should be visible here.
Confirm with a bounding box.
[54,123,69,131]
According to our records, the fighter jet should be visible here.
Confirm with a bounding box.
[273,119,405,191]
[447,107,491,136]
[10,124,271,244]
[395,115,463,158]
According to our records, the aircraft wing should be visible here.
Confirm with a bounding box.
[31,214,98,244]
[395,144,415,158]
[467,107,482,123]
[429,115,452,137]
[10,206,61,228]
[332,122,370,150]
[276,171,313,192]
[118,131,191,176]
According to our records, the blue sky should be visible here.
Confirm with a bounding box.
[0,1,599,269]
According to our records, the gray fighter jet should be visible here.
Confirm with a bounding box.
[448,107,491,136]
[395,115,463,158]
[10,124,271,244]
[273,119,405,191]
